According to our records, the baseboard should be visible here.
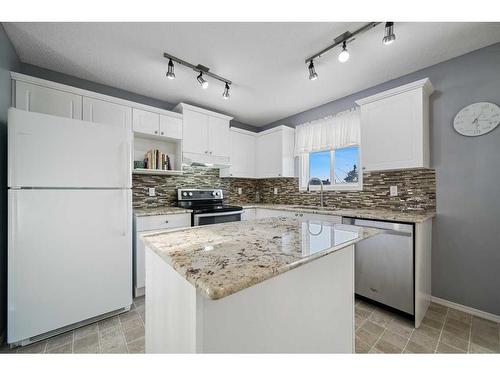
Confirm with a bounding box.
[431,296,500,323]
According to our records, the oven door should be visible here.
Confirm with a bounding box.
[193,210,243,226]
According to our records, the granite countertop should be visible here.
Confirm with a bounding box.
[133,206,192,217]
[141,217,381,300]
[239,204,436,223]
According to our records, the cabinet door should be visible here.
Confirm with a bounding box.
[133,108,160,136]
[182,110,209,155]
[256,130,283,177]
[83,97,132,132]
[15,81,82,119]
[208,116,230,158]
[159,115,182,140]
[361,90,422,171]
[229,130,255,177]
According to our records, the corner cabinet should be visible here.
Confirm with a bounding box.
[255,126,295,178]
[174,103,232,165]
[356,78,434,172]
[220,128,256,178]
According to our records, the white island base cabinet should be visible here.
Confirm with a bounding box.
[145,245,355,353]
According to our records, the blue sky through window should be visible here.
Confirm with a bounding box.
[309,146,359,185]
[309,151,331,185]
[334,146,359,183]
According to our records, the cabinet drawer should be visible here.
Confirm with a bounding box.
[135,213,191,231]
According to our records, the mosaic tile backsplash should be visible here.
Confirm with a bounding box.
[133,166,436,212]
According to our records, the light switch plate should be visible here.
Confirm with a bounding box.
[148,187,156,197]
[390,186,398,197]
[273,187,278,195]
[238,188,242,195]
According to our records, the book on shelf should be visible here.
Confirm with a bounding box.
[142,149,171,171]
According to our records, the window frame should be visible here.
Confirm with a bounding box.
[299,145,363,192]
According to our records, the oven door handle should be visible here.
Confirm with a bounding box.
[193,210,244,226]
[194,210,244,218]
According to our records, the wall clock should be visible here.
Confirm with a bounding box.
[453,102,500,137]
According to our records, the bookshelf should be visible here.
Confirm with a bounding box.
[133,132,183,175]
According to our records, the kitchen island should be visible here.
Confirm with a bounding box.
[142,217,381,353]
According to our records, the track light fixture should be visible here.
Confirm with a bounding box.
[382,22,396,45]
[305,22,398,80]
[308,60,318,81]
[222,82,230,99]
[338,41,350,63]
[166,58,175,80]
[197,72,209,89]
[163,52,232,99]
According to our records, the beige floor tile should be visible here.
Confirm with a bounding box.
[73,333,100,354]
[46,342,73,354]
[408,324,440,351]
[437,342,466,353]
[123,325,145,344]
[387,317,414,339]
[100,329,127,354]
[119,310,141,323]
[439,331,469,352]
[374,331,407,353]
[355,337,372,353]
[355,315,366,331]
[368,308,395,328]
[74,323,98,340]
[447,308,472,324]
[368,346,385,353]
[422,315,445,330]
[443,318,470,341]
[127,337,145,354]
[355,306,372,320]
[404,340,435,354]
[16,340,47,354]
[428,302,448,315]
[356,328,381,347]
[469,342,496,353]
[120,316,143,332]
[98,316,120,333]
[356,300,376,312]
[46,331,73,351]
[360,320,385,336]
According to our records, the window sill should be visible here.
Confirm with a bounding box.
[299,184,363,192]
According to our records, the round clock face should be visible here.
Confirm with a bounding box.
[453,102,500,137]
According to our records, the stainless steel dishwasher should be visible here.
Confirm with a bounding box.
[342,217,414,315]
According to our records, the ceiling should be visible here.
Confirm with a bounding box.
[4,22,500,127]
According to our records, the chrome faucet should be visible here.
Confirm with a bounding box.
[307,177,324,208]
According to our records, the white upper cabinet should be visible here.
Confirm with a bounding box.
[255,126,295,178]
[83,97,132,132]
[220,128,256,178]
[159,115,182,140]
[15,81,82,120]
[356,78,434,172]
[174,103,232,164]
[132,108,160,136]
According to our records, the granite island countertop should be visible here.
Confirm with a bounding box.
[141,217,382,300]
[239,204,436,223]
[133,206,192,217]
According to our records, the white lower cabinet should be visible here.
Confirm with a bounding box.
[133,213,191,297]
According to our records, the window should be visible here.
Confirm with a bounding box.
[302,146,361,191]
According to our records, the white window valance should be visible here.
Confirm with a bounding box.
[294,108,360,156]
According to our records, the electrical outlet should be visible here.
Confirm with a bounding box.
[238,188,242,195]
[273,187,278,195]
[390,185,398,197]
[148,187,156,197]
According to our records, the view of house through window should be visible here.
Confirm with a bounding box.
[308,146,359,187]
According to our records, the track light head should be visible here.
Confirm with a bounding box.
[308,60,318,81]
[222,82,230,99]
[338,41,350,63]
[383,22,396,45]
[166,58,175,80]
[197,72,208,89]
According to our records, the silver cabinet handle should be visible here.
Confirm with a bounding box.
[154,130,158,134]
[165,220,169,224]
[299,213,303,217]
[294,213,298,217]
[161,131,164,135]
[370,287,378,293]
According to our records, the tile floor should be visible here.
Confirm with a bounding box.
[355,299,500,353]
[1,296,499,354]
[0,296,145,354]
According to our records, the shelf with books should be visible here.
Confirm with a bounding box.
[132,168,183,176]
[133,133,182,174]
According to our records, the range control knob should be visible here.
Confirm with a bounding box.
[212,191,217,196]
[182,192,187,197]
[188,192,193,197]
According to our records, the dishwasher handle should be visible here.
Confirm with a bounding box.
[342,217,413,237]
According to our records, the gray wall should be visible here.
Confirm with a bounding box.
[19,63,258,132]
[265,42,500,316]
[0,24,20,342]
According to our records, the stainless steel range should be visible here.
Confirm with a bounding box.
[177,188,243,226]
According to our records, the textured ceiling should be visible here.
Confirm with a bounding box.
[4,22,500,126]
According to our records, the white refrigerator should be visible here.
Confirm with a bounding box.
[7,108,133,345]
